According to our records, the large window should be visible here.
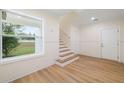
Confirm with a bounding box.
[0,10,43,62]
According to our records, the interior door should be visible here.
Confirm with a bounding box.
[101,27,119,61]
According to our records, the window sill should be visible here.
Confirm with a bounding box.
[0,53,43,66]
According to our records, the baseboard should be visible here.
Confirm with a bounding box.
[8,63,55,83]
[79,54,120,63]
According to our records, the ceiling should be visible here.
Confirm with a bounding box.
[39,9,124,28]
[74,9,124,27]
[15,9,124,27]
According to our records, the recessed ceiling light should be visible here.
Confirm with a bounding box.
[91,17,98,21]
[17,16,21,18]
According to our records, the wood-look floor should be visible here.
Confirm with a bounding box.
[12,55,124,83]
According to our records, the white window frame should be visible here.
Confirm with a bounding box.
[0,9,44,64]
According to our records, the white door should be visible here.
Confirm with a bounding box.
[101,27,119,61]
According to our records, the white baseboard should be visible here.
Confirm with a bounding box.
[7,63,55,83]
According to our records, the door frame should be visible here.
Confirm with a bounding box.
[100,26,120,62]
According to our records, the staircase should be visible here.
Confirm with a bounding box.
[56,39,79,67]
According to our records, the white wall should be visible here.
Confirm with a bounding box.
[0,10,59,82]
[80,24,101,57]
[70,26,80,53]
[80,19,124,63]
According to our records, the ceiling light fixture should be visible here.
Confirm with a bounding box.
[17,16,21,18]
[91,17,98,21]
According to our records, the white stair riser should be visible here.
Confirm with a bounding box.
[59,42,63,44]
[60,51,72,55]
[57,40,79,67]
[60,45,66,47]
[59,44,64,46]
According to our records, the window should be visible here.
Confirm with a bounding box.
[0,10,43,62]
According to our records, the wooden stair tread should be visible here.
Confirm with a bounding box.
[59,46,67,49]
[57,40,79,66]
[60,52,74,57]
[59,49,70,52]
[57,54,79,63]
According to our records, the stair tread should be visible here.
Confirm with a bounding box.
[59,53,75,60]
[60,50,73,55]
[57,54,79,63]
[59,49,70,52]
[57,39,79,65]
[59,46,67,49]
[60,52,74,57]
[60,47,69,50]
